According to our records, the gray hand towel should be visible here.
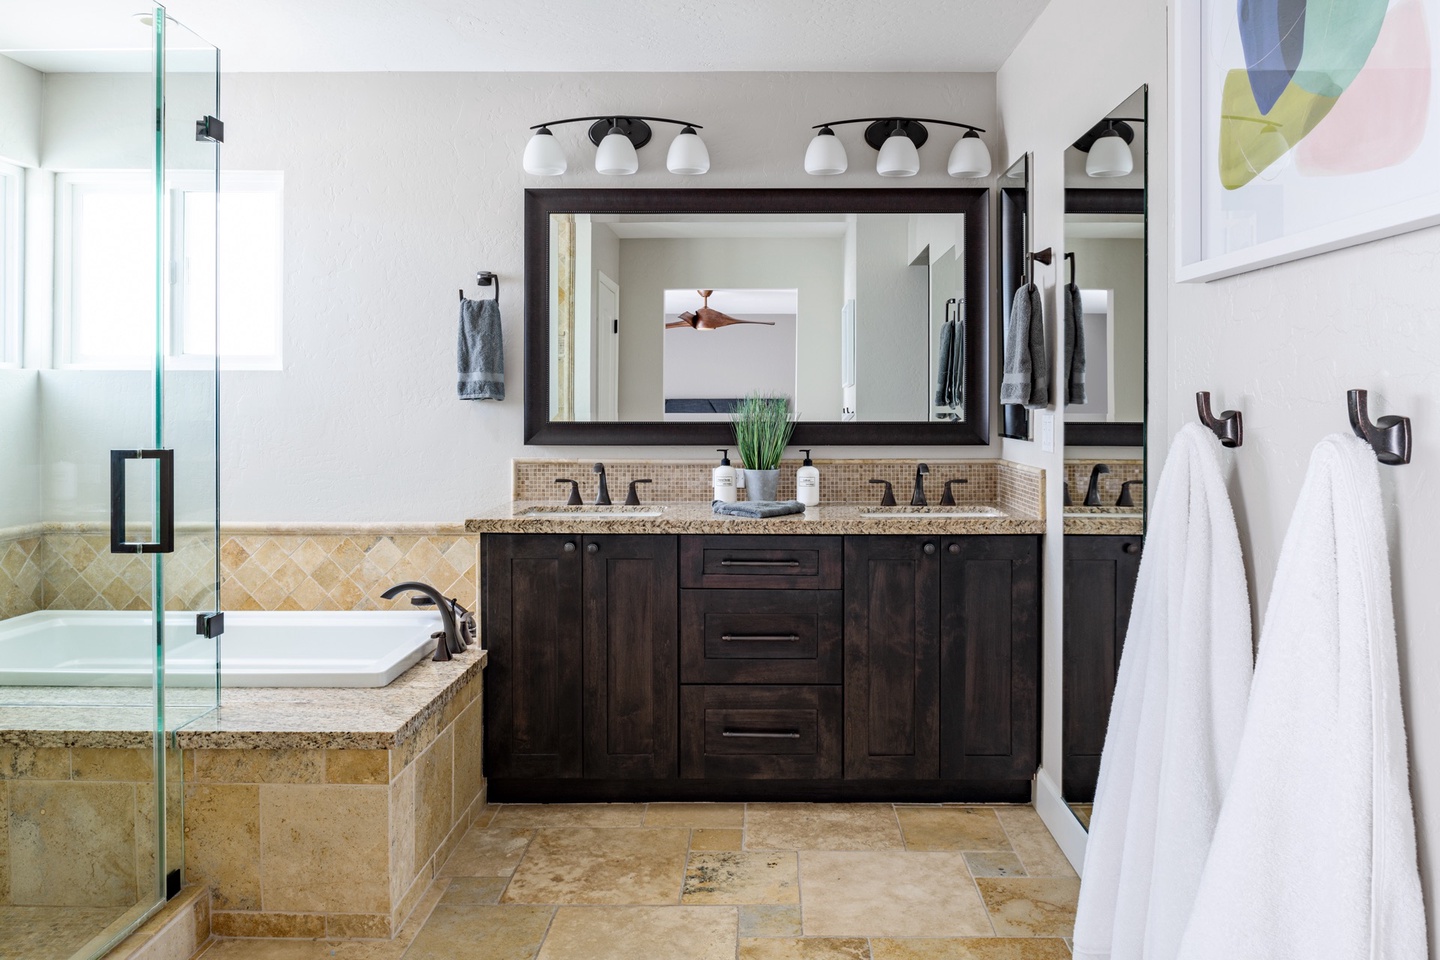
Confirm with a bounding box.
[1000,282,1048,409]
[1065,282,1086,405]
[458,297,504,400]
[934,319,965,408]
[712,499,807,519]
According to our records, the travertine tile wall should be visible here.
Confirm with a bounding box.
[0,531,41,621]
[1063,459,1145,509]
[183,673,485,939]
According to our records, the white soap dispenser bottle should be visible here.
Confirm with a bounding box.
[796,449,820,506]
[713,449,738,503]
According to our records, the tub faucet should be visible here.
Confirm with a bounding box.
[593,462,611,506]
[380,581,461,661]
[911,463,930,506]
[1084,464,1111,506]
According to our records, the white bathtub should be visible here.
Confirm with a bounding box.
[0,609,444,688]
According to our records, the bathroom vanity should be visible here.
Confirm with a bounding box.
[471,503,1042,803]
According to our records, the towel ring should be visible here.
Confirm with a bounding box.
[1347,389,1411,465]
[460,271,500,302]
[1196,391,1243,448]
[1065,251,1076,285]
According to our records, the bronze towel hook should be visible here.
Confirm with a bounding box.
[1196,391,1243,448]
[1348,389,1411,465]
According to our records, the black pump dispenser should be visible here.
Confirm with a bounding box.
[717,448,731,465]
[800,449,814,466]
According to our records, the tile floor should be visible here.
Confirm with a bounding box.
[196,802,1080,960]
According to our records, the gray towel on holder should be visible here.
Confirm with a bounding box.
[1064,282,1086,405]
[712,499,807,519]
[458,297,504,400]
[934,319,965,407]
[1000,282,1048,409]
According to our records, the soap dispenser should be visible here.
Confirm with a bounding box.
[713,449,738,502]
[795,449,820,506]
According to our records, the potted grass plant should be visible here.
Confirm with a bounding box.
[731,392,795,501]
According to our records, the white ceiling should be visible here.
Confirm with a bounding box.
[664,288,798,315]
[0,0,1052,73]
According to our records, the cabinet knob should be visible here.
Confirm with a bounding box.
[948,543,960,555]
[563,541,576,553]
[923,542,937,556]
[1122,541,1140,554]
[586,542,599,554]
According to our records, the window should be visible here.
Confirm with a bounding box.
[0,161,23,366]
[57,171,283,369]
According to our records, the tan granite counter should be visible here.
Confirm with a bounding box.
[1063,508,1144,536]
[465,501,1045,536]
[0,647,486,751]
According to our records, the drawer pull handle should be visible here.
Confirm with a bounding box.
[722,729,802,739]
[721,633,800,643]
[719,559,802,568]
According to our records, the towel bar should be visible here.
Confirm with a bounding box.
[1347,389,1411,465]
[1196,391,1243,448]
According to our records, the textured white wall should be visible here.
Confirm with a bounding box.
[0,370,41,528]
[854,215,930,421]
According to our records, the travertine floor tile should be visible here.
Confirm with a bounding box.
[870,937,1072,959]
[747,803,903,851]
[401,904,554,960]
[739,937,872,959]
[691,828,744,851]
[439,828,534,878]
[490,804,645,828]
[993,807,1077,878]
[964,851,1028,877]
[740,904,804,938]
[801,851,992,937]
[645,802,744,828]
[975,878,1082,937]
[682,851,799,904]
[502,827,689,904]
[440,876,510,905]
[198,937,405,959]
[536,905,736,960]
[896,806,1012,851]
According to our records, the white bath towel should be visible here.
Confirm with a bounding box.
[1175,434,1426,960]
[1072,422,1253,960]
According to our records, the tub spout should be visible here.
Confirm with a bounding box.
[381,581,461,660]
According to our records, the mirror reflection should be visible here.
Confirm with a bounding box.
[1061,85,1149,832]
[997,155,1032,441]
[548,212,970,424]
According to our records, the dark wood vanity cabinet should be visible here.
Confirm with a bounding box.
[1062,534,1143,801]
[483,532,1040,801]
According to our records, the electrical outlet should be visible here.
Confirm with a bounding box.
[1040,412,1055,452]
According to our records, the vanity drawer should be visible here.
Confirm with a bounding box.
[680,590,842,684]
[680,535,842,590]
[680,685,842,780]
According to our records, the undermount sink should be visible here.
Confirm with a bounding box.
[858,506,1005,519]
[521,507,665,519]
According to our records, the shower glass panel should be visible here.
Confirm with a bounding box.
[0,6,221,958]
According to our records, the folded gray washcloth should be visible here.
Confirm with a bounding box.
[1000,282,1048,409]
[712,499,807,519]
[1064,281,1086,405]
[458,297,504,400]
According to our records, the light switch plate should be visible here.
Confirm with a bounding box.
[1040,412,1055,452]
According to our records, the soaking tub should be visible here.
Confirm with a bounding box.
[0,609,444,688]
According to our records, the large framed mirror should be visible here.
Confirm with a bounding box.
[1060,85,1149,833]
[523,189,990,445]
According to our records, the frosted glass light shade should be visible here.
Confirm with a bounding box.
[1086,130,1134,178]
[876,131,919,177]
[666,128,710,175]
[522,128,566,176]
[595,129,639,175]
[804,129,848,175]
[947,132,991,178]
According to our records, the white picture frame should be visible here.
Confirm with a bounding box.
[1173,0,1440,282]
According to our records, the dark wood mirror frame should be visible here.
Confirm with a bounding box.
[1063,187,1145,448]
[524,188,990,446]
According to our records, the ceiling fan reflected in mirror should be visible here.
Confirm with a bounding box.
[666,290,779,332]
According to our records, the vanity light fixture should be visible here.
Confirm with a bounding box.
[522,115,709,177]
[1074,117,1146,178]
[804,117,991,179]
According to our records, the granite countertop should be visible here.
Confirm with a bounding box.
[1062,507,1144,536]
[465,501,1046,536]
[0,648,487,751]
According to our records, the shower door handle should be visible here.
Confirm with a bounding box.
[110,449,175,554]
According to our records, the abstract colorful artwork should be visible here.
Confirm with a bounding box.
[1175,0,1440,280]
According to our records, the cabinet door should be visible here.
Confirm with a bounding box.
[482,534,584,779]
[582,534,679,779]
[1063,535,1142,800]
[939,536,1041,780]
[843,536,941,780]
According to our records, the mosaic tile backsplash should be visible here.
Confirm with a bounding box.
[1063,460,1145,510]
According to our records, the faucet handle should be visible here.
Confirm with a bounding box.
[554,478,582,505]
[625,479,653,506]
[1117,479,1145,508]
[940,478,969,506]
[869,479,897,507]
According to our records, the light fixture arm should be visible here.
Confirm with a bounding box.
[811,116,985,134]
[529,115,704,131]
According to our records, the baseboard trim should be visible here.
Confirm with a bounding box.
[1034,765,1087,875]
